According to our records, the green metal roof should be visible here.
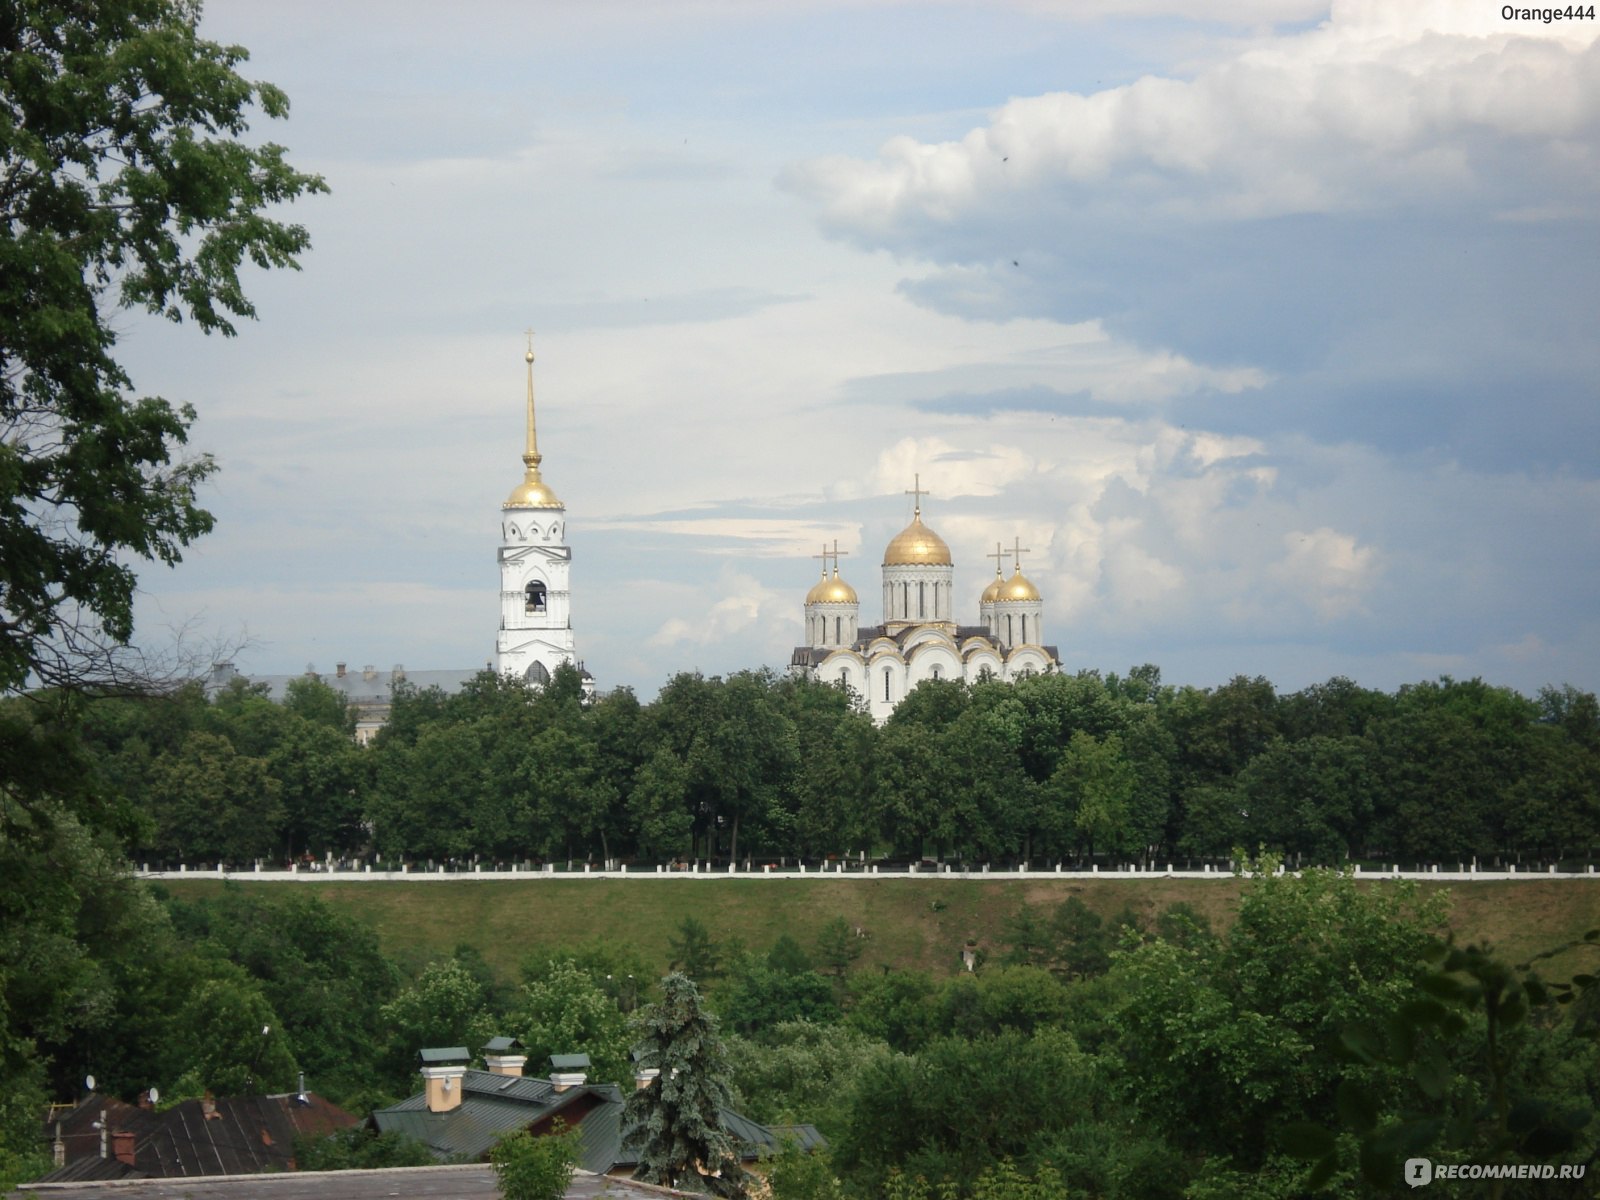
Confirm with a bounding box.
[549,1053,592,1071]
[418,1046,470,1065]
[482,1037,521,1054]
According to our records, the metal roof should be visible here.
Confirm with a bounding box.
[372,1070,821,1177]
[482,1037,522,1054]
[550,1053,592,1070]
[19,1163,693,1198]
[418,1047,471,1065]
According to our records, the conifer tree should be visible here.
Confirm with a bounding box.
[624,973,748,1197]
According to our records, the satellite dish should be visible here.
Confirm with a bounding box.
[85,1075,96,1091]
[148,1087,160,1104]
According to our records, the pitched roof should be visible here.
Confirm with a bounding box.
[33,1093,357,1183]
[18,1163,690,1198]
[372,1070,823,1176]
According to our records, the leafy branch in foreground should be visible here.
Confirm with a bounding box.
[1289,930,1600,1193]
[0,0,326,694]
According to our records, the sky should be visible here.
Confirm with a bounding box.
[121,0,1600,701]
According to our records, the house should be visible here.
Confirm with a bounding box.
[18,1163,691,1198]
[34,1088,358,1182]
[371,1043,823,1179]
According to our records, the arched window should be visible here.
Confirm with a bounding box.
[834,616,841,644]
[1006,614,1013,645]
[525,581,547,613]
[525,661,550,685]
[884,668,891,703]
[1021,614,1028,644]
[931,664,941,680]
[918,582,926,619]
[979,664,994,682]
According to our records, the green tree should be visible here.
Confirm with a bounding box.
[508,959,631,1090]
[0,0,324,693]
[813,916,863,986]
[377,958,495,1095]
[668,917,724,983]
[625,973,749,1197]
[725,1022,891,1142]
[716,960,838,1036]
[143,729,284,863]
[490,1123,580,1200]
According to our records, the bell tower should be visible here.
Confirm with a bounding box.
[495,333,577,685]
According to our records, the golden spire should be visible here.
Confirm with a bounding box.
[505,330,563,509]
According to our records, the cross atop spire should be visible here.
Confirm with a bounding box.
[830,538,848,576]
[1011,536,1031,573]
[905,474,928,517]
[986,541,1011,579]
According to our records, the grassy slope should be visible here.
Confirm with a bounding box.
[157,877,1600,985]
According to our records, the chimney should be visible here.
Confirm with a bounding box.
[632,1048,659,1090]
[481,1037,527,1079]
[336,662,347,679]
[418,1047,470,1113]
[549,1053,590,1092]
[112,1131,136,1167]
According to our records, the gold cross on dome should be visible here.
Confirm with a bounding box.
[986,542,1010,577]
[830,538,848,573]
[905,474,929,515]
[1011,536,1031,572]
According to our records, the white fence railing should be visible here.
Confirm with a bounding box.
[138,861,1600,883]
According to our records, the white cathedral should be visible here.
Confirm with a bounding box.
[789,481,1061,722]
[494,339,585,689]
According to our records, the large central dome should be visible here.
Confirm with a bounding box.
[883,512,952,566]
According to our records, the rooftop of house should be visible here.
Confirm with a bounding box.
[34,1091,358,1184]
[373,1050,823,1177]
[16,1163,690,1199]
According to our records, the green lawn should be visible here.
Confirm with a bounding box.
[157,876,1600,985]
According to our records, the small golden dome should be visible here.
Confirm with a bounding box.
[883,513,952,566]
[504,474,563,508]
[512,460,569,508]
[981,573,1006,604]
[998,569,1041,602]
[806,569,858,605]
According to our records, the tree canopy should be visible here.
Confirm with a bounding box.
[0,0,325,693]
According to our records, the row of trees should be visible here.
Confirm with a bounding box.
[18,868,1594,1198]
[56,663,1600,869]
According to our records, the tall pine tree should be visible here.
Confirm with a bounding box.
[623,973,748,1197]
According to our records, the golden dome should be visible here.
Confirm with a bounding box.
[806,569,858,605]
[981,573,1006,604]
[505,469,563,509]
[883,512,952,566]
[997,569,1041,602]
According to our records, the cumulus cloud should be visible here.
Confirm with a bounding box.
[787,2,1600,238]
[646,568,793,650]
[1268,526,1379,619]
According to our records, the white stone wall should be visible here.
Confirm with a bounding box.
[991,599,1043,649]
[806,601,858,648]
[881,562,954,630]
